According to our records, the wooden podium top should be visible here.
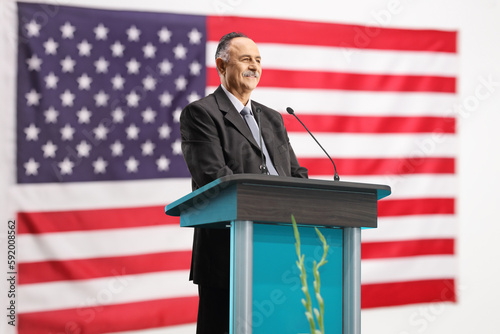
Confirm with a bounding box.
[165,174,391,228]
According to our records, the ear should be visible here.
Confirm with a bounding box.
[216,57,226,75]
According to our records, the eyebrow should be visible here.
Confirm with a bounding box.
[239,54,261,59]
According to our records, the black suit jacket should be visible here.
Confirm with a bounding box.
[180,85,308,288]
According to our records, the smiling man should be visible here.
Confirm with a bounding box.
[180,32,308,334]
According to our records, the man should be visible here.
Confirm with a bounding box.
[180,32,308,334]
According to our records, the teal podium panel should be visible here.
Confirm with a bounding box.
[252,223,343,333]
[165,174,391,334]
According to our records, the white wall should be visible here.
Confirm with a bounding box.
[1,0,499,333]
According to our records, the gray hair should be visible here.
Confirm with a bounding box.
[215,32,249,62]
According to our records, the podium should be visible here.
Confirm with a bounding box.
[165,174,390,334]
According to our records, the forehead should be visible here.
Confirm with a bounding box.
[228,37,260,58]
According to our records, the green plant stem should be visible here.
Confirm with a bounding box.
[313,227,329,334]
[292,215,316,334]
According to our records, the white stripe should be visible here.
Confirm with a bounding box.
[289,133,457,158]
[349,174,456,199]
[207,42,458,76]
[362,215,457,242]
[377,173,457,199]
[310,174,456,199]
[19,225,192,262]
[361,255,456,284]
[10,178,192,212]
[105,324,197,334]
[18,270,197,313]
[207,86,457,117]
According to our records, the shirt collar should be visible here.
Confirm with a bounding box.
[221,84,252,113]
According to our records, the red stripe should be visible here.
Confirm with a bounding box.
[207,67,456,92]
[283,114,456,134]
[300,157,455,176]
[207,16,457,52]
[362,239,455,259]
[378,198,455,217]
[17,205,178,234]
[19,251,191,284]
[18,297,198,334]
[361,279,456,308]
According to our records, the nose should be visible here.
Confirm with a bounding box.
[248,59,259,69]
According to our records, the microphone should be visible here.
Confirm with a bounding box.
[255,107,269,175]
[286,107,340,181]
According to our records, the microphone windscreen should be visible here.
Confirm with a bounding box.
[286,107,294,115]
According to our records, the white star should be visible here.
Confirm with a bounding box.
[25,20,41,38]
[110,41,125,57]
[126,91,140,107]
[44,106,59,123]
[94,23,109,40]
[93,123,109,140]
[141,107,156,123]
[156,155,170,171]
[187,91,201,103]
[60,56,76,73]
[26,54,42,71]
[111,107,125,123]
[158,59,173,75]
[125,156,139,173]
[188,28,202,44]
[60,90,75,107]
[126,124,140,140]
[58,157,74,175]
[77,39,92,56]
[24,124,40,141]
[174,76,188,91]
[77,73,92,90]
[158,123,171,139]
[126,58,141,74]
[111,74,125,90]
[110,140,124,156]
[94,57,109,73]
[45,72,59,89]
[94,90,109,107]
[76,107,92,124]
[141,140,155,156]
[43,38,59,55]
[42,141,57,158]
[26,89,41,106]
[60,22,76,39]
[143,43,156,58]
[189,60,202,76]
[76,140,92,157]
[60,124,75,141]
[126,25,141,42]
[93,157,108,174]
[172,108,182,123]
[171,139,182,155]
[158,27,172,43]
[24,158,40,176]
[142,75,157,91]
[173,43,187,60]
[159,91,173,107]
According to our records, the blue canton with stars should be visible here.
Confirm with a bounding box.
[16,3,204,183]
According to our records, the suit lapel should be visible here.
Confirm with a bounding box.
[214,86,261,150]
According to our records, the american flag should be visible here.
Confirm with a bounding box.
[13,2,457,333]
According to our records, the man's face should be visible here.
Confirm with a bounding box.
[218,37,261,98]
